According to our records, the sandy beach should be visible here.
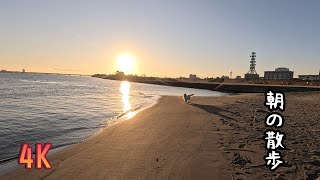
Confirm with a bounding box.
[2,92,320,180]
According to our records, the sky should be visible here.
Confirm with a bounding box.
[1,0,320,78]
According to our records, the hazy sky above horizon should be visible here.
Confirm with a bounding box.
[1,0,320,77]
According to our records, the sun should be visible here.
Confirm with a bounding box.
[116,53,136,74]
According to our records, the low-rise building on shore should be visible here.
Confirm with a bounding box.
[264,67,294,80]
[298,75,320,81]
[189,74,197,80]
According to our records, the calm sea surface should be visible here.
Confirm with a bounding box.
[0,73,227,163]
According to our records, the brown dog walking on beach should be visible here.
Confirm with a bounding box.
[183,94,194,103]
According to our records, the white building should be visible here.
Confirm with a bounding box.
[298,75,320,81]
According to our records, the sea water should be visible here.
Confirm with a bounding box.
[0,73,227,164]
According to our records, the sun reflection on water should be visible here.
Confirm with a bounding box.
[120,81,136,119]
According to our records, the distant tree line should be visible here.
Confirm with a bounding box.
[92,71,177,83]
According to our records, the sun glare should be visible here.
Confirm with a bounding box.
[116,53,135,74]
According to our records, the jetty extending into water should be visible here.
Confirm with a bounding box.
[137,80,320,93]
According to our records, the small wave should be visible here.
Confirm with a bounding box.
[39,81,59,84]
[137,92,146,96]
[19,79,40,83]
[19,79,63,84]
[135,92,156,98]
[117,106,143,119]
[0,156,18,165]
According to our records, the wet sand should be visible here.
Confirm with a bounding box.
[2,92,320,180]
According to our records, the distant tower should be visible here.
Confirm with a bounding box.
[230,70,232,79]
[22,69,25,73]
[248,52,257,74]
[244,52,259,80]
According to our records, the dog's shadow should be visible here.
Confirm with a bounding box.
[191,103,236,121]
